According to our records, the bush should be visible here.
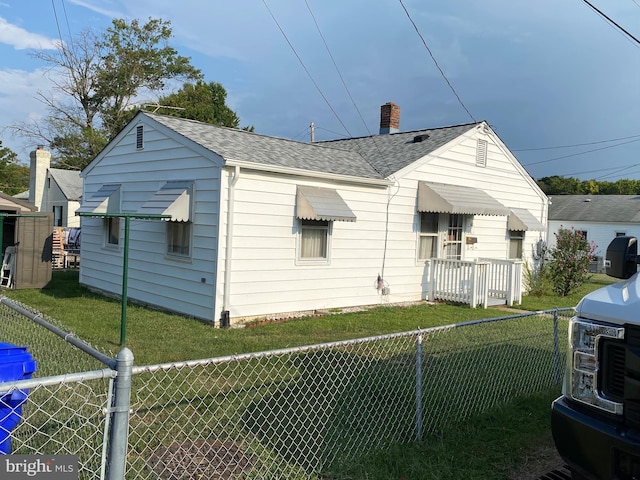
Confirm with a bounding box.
[547,227,596,296]
[523,258,549,297]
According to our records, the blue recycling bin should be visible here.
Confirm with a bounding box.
[0,342,37,454]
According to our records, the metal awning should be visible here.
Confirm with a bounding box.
[139,180,193,222]
[508,208,545,231]
[417,181,509,216]
[296,186,356,222]
[76,184,121,215]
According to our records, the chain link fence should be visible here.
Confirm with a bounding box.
[0,297,573,479]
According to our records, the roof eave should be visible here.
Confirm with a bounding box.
[225,159,393,187]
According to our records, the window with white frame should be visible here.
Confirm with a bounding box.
[167,221,191,257]
[616,231,627,237]
[299,219,330,261]
[418,212,438,260]
[509,230,524,259]
[105,217,120,246]
[445,214,464,260]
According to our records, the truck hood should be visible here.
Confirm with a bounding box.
[575,273,640,325]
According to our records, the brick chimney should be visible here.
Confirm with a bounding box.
[379,102,400,134]
[29,145,51,212]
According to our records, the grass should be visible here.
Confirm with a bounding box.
[0,271,620,479]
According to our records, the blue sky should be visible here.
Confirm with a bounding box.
[0,0,638,181]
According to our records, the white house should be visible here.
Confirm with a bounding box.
[20,147,83,228]
[77,103,548,325]
[548,194,640,269]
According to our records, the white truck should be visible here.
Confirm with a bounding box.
[552,236,640,480]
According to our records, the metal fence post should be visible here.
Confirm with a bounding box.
[415,330,423,441]
[552,309,561,385]
[107,348,134,480]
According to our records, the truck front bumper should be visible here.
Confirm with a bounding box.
[552,396,640,480]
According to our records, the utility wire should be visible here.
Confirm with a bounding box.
[581,0,640,46]
[398,0,476,122]
[261,0,354,138]
[513,133,640,152]
[304,0,373,136]
[51,0,64,45]
[523,137,640,166]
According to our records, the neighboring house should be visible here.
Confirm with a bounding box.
[78,103,548,325]
[17,147,82,228]
[548,194,640,266]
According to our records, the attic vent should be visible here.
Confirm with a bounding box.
[476,139,487,167]
[413,134,430,143]
[136,125,144,150]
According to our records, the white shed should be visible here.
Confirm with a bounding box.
[78,104,547,325]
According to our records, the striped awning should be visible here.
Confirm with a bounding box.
[417,181,508,216]
[296,186,356,222]
[76,184,121,215]
[508,208,545,231]
[140,180,193,222]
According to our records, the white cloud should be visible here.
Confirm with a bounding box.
[0,17,59,49]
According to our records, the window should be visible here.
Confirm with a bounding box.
[509,230,524,259]
[616,231,626,237]
[418,212,438,260]
[105,217,120,246]
[576,230,587,240]
[136,125,144,150]
[167,221,191,257]
[52,206,63,227]
[445,214,463,260]
[299,219,329,261]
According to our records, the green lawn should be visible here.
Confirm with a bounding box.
[1,271,620,479]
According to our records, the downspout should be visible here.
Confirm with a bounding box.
[220,166,240,327]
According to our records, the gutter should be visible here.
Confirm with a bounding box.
[220,165,240,327]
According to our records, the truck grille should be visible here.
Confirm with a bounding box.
[600,325,640,430]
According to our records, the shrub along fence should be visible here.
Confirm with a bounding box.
[0,297,573,479]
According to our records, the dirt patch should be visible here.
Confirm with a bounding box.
[507,439,566,480]
[148,439,255,479]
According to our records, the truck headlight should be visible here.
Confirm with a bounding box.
[565,317,624,414]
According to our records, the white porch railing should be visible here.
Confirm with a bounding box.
[428,258,523,308]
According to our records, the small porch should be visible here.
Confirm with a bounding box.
[427,258,523,308]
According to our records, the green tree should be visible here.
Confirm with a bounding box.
[12,18,201,171]
[547,227,595,296]
[0,142,29,196]
[153,80,253,131]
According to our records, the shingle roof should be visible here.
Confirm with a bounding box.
[145,112,382,180]
[548,195,640,223]
[49,168,82,201]
[319,123,479,178]
[144,112,479,180]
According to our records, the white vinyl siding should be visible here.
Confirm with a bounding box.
[79,119,221,321]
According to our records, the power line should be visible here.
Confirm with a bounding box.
[304,0,373,136]
[522,137,640,166]
[261,0,354,138]
[580,0,640,46]
[513,133,640,152]
[398,0,476,122]
[50,0,64,45]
